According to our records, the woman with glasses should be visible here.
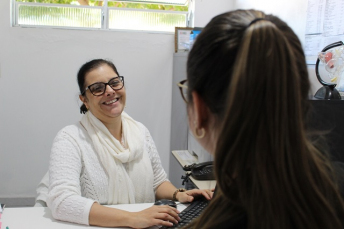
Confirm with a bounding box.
[181,10,344,229]
[44,59,213,228]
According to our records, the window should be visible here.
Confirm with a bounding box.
[12,0,190,32]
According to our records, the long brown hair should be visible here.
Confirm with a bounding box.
[185,9,344,229]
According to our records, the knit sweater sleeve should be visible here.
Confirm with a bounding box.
[47,126,95,225]
[142,125,169,191]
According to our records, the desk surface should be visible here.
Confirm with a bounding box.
[1,203,188,229]
[172,150,216,190]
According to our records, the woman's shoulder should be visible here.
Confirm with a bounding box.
[332,161,344,198]
[135,121,154,140]
[57,122,82,133]
[124,112,148,133]
[55,122,87,140]
[135,121,147,132]
[216,213,247,229]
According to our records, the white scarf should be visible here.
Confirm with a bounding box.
[80,111,154,204]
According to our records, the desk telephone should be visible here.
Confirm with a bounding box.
[183,161,214,180]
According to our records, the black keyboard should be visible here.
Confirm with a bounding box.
[161,198,209,228]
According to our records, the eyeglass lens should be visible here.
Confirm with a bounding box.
[89,77,124,96]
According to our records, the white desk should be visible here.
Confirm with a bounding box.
[172,150,216,190]
[1,203,188,229]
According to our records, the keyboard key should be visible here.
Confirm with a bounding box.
[160,198,208,228]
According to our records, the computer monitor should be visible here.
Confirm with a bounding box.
[308,100,344,163]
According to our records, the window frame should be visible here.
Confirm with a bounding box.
[11,0,190,33]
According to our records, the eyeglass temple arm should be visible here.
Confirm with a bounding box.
[177,82,188,89]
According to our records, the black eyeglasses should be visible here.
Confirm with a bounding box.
[177,79,188,103]
[82,76,124,96]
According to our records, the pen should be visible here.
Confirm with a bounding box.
[0,204,5,213]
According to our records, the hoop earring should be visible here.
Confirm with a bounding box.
[194,127,205,139]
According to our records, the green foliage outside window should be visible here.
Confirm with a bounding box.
[17,0,74,4]
[15,0,188,11]
[15,0,188,31]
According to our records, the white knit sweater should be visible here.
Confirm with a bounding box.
[46,122,168,225]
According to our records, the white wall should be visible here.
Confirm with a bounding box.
[194,0,321,95]
[194,0,235,27]
[0,1,174,203]
[233,0,321,94]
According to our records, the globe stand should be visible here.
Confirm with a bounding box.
[314,85,341,100]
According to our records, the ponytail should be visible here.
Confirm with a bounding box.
[80,104,88,114]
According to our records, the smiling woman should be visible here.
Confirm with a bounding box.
[35,59,214,228]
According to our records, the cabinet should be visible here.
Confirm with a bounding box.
[308,100,344,163]
[169,53,212,187]
[169,53,189,187]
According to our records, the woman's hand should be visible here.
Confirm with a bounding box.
[177,188,214,203]
[128,205,180,229]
